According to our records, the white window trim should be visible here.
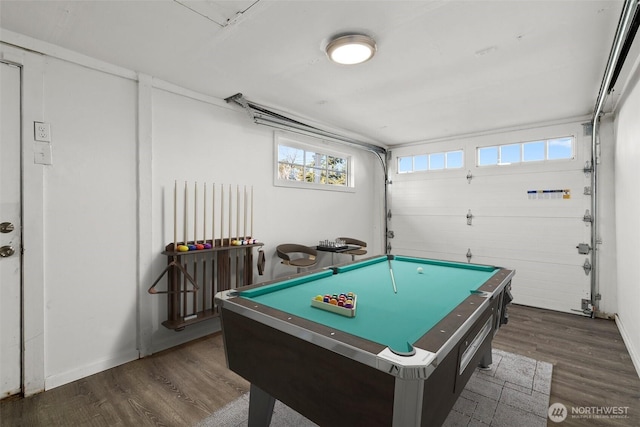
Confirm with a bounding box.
[274,131,355,193]
[397,149,464,174]
[476,135,575,167]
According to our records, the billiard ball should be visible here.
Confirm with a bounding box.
[417,267,424,274]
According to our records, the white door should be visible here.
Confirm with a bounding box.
[389,123,592,315]
[0,60,22,397]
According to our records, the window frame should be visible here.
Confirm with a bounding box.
[397,149,464,174]
[476,136,575,167]
[274,132,355,192]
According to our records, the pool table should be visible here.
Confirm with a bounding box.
[215,255,514,427]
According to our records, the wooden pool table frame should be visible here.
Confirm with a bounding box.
[216,255,514,427]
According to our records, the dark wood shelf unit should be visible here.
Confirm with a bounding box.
[149,238,264,331]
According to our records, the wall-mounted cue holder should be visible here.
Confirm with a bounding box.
[149,239,264,330]
[148,181,265,330]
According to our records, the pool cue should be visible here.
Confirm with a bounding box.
[202,182,207,312]
[388,259,397,293]
[236,184,240,243]
[194,182,198,245]
[228,184,232,245]
[220,184,224,245]
[243,185,247,241]
[193,182,198,314]
[212,183,216,246]
[250,185,254,240]
[173,180,177,251]
[183,181,188,246]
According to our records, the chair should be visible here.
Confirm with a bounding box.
[337,237,367,261]
[276,244,318,273]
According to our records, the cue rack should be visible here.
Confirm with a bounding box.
[149,239,264,330]
[148,181,265,330]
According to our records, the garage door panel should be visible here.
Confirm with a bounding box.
[394,239,586,267]
[468,217,591,246]
[516,294,588,315]
[395,205,588,219]
[394,248,471,264]
[392,192,588,218]
[393,215,589,263]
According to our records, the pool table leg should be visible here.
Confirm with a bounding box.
[478,346,493,370]
[392,378,423,426]
[248,383,276,427]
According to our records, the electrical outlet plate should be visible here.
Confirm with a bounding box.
[34,121,51,142]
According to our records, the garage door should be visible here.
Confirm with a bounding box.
[388,122,592,315]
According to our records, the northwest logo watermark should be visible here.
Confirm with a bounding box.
[548,403,630,423]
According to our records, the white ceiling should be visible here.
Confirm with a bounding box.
[0,0,624,147]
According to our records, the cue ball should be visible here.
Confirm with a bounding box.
[417,267,424,274]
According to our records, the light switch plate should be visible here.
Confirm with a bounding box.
[34,141,52,165]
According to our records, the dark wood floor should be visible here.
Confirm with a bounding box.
[2,304,639,426]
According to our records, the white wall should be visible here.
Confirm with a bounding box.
[42,57,139,388]
[148,87,385,351]
[1,34,385,391]
[613,61,640,377]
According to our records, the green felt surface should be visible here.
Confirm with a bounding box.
[240,256,498,353]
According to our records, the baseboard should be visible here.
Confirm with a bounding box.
[150,317,222,354]
[615,314,640,379]
[44,349,140,390]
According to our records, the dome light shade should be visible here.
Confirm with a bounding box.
[326,34,377,65]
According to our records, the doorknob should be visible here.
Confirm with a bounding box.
[0,246,15,257]
[0,222,14,233]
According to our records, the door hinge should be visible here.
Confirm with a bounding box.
[466,248,472,263]
[466,209,473,226]
[582,258,592,275]
[583,209,593,223]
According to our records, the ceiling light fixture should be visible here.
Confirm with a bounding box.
[326,34,377,65]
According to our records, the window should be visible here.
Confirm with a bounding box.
[523,141,544,162]
[397,150,463,173]
[276,134,352,191]
[414,155,428,171]
[548,137,573,160]
[477,136,574,166]
[446,151,463,168]
[500,144,520,164]
[398,156,413,173]
[429,153,445,170]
